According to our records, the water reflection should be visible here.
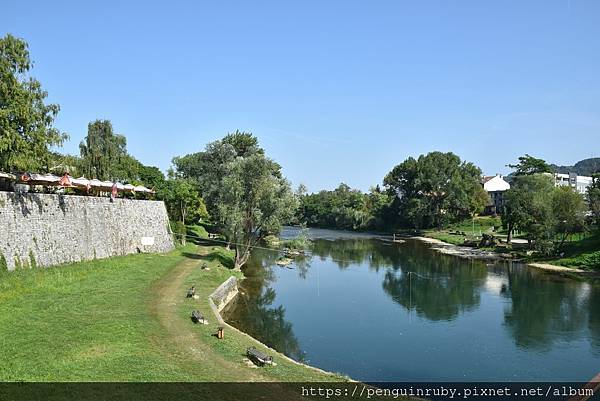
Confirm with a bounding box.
[222,255,304,361]
[224,230,600,381]
[502,265,596,351]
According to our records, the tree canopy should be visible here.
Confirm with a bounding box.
[79,120,128,181]
[507,154,553,176]
[384,151,488,229]
[297,184,393,231]
[172,132,295,269]
[0,34,68,172]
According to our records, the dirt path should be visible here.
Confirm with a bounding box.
[148,249,263,381]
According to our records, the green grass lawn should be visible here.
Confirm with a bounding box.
[542,231,600,270]
[423,216,502,245]
[0,244,344,383]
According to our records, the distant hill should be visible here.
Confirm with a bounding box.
[551,158,600,176]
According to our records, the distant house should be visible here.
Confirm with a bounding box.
[545,172,593,194]
[482,174,510,215]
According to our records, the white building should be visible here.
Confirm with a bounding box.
[546,172,593,194]
[482,174,510,215]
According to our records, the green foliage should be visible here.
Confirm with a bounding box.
[0,34,68,172]
[502,174,588,255]
[502,174,555,252]
[384,151,487,229]
[552,186,586,248]
[580,251,600,270]
[283,226,312,251]
[588,174,600,226]
[186,224,208,240]
[158,179,208,224]
[0,252,7,272]
[138,164,165,189]
[298,184,393,231]
[28,250,37,269]
[172,132,297,269]
[220,152,297,268]
[507,154,552,176]
[78,119,164,188]
[46,152,82,176]
[79,120,127,180]
[170,220,187,245]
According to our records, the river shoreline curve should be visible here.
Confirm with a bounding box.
[208,275,349,380]
[411,236,593,276]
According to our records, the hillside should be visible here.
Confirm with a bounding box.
[551,157,600,176]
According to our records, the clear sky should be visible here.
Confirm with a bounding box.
[2,0,599,191]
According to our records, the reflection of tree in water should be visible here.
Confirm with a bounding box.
[310,238,400,271]
[224,249,304,361]
[589,284,600,354]
[502,266,598,352]
[229,235,600,360]
[382,251,487,321]
[228,286,304,361]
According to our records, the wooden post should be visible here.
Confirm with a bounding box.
[217,326,224,340]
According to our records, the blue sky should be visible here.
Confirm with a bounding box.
[3,0,599,191]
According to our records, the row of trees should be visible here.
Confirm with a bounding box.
[0,34,207,229]
[297,151,489,231]
[297,184,394,231]
[0,34,296,269]
[501,156,600,255]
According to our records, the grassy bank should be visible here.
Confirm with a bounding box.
[0,244,345,383]
[421,217,600,271]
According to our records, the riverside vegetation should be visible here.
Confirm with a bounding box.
[2,33,598,272]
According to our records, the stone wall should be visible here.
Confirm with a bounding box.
[0,191,174,271]
[210,276,239,313]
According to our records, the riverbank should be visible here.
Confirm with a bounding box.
[0,244,347,384]
[413,235,598,277]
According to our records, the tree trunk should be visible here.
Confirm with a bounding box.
[234,245,251,270]
[507,223,513,244]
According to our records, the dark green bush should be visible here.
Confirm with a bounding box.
[581,251,600,270]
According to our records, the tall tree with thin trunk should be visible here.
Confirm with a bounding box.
[0,34,67,172]
[219,153,297,269]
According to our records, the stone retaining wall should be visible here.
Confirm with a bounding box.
[0,191,174,270]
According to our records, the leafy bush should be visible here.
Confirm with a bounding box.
[170,221,187,245]
[0,253,7,272]
[581,251,600,270]
[283,227,312,251]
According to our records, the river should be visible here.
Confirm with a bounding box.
[223,227,600,382]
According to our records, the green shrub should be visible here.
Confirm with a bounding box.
[171,221,187,245]
[581,251,600,270]
[0,253,7,272]
[29,250,37,269]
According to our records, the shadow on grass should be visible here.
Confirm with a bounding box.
[182,251,235,270]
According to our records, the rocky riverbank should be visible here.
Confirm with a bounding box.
[412,236,596,277]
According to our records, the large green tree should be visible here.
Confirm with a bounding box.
[0,34,67,172]
[507,154,553,176]
[172,132,296,269]
[158,178,208,225]
[220,152,297,269]
[79,120,127,180]
[384,152,488,229]
[551,186,586,249]
[172,130,264,220]
[501,174,555,251]
[588,173,600,227]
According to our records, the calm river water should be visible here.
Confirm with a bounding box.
[223,227,600,382]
